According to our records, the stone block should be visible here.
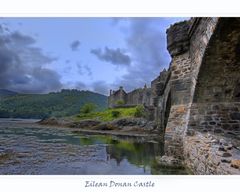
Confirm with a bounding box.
[231,160,240,169]
[230,112,240,120]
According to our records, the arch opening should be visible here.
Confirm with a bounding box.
[189,18,240,141]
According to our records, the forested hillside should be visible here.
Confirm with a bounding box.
[0,89,107,119]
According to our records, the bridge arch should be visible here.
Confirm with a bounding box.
[188,18,240,139]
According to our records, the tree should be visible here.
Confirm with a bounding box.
[80,103,96,114]
[134,105,145,117]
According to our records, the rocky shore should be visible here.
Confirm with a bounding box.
[38,116,160,137]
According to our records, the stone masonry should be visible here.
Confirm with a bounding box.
[164,18,240,174]
[108,85,151,108]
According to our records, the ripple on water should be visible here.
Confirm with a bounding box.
[0,121,189,175]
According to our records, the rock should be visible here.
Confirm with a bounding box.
[70,120,102,128]
[211,139,218,144]
[219,139,227,145]
[207,133,212,139]
[222,152,232,157]
[221,159,231,163]
[230,112,240,120]
[110,117,157,131]
[214,128,223,133]
[231,160,240,169]
[186,129,195,136]
[92,123,118,131]
[156,155,183,168]
[216,151,232,157]
[218,146,227,151]
[38,117,59,125]
[225,144,233,150]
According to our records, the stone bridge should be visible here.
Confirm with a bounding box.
[163,18,240,174]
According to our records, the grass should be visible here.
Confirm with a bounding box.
[74,107,137,122]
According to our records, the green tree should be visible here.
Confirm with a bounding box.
[80,103,96,114]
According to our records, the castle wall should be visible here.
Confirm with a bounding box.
[126,89,144,106]
[108,87,127,108]
[108,87,151,108]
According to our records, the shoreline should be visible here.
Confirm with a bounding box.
[0,117,160,139]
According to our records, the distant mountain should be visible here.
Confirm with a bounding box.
[0,89,18,97]
[0,89,107,119]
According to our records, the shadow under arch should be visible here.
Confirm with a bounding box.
[190,18,240,138]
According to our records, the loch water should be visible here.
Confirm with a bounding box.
[0,119,189,174]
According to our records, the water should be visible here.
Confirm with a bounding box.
[0,119,189,174]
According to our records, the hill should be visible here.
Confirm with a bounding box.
[0,89,107,119]
[0,89,18,97]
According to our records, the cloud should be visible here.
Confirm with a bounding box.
[111,18,186,92]
[76,62,83,75]
[70,40,80,51]
[10,31,36,45]
[0,24,62,93]
[90,46,131,66]
[75,81,86,90]
[84,65,92,76]
[91,81,110,95]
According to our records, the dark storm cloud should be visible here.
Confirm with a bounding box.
[0,24,62,93]
[10,31,36,45]
[70,40,80,51]
[90,47,131,66]
[112,18,186,92]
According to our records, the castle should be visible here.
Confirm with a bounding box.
[108,17,240,174]
[108,85,151,108]
[108,69,169,108]
[108,68,170,124]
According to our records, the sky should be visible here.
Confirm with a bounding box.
[0,17,187,95]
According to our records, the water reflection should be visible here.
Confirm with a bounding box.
[0,123,188,174]
[76,134,179,174]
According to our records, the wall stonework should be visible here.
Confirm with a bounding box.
[188,103,240,138]
[165,18,240,174]
[108,85,152,108]
[184,132,240,174]
[108,86,127,108]
[126,87,152,106]
[167,21,190,57]
[108,70,170,125]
